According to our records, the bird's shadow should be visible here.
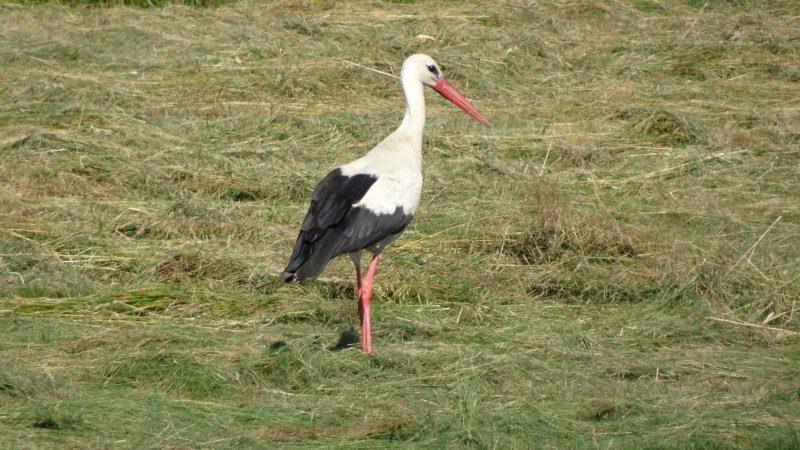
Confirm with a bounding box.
[329,327,360,351]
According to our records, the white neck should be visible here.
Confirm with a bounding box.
[352,71,427,177]
[396,75,426,152]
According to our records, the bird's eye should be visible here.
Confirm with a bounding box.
[426,64,440,76]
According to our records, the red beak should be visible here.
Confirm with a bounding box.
[431,78,490,126]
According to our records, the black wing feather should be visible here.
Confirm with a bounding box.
[282,168,377,280]
[302,171,376,231]
[341,206,412,247]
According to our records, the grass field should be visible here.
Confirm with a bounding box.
[2,0,800,448]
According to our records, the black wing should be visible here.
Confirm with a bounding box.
[282,168,377,280]
[282,169,416,281]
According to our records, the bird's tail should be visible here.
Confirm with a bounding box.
[281,231,341,282]
[280,271,297,282]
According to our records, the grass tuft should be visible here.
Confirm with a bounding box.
[101,352,229,398]
[613,106,707,146]
[31,406,84,431]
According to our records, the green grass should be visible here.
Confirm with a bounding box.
[2,0,799,448]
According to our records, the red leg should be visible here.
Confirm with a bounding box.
[355,263,363,297]
[359,253,381,354]
[354,263,363,323]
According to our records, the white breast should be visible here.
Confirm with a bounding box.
[339,153,422,216]
[356,172,422,215]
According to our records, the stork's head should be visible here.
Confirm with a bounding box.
[401,54,490,126]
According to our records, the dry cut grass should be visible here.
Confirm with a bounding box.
[1,0,800,448]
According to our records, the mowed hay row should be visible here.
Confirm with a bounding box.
[2,1,800,448]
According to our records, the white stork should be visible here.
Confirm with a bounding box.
[281,54,489,353]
